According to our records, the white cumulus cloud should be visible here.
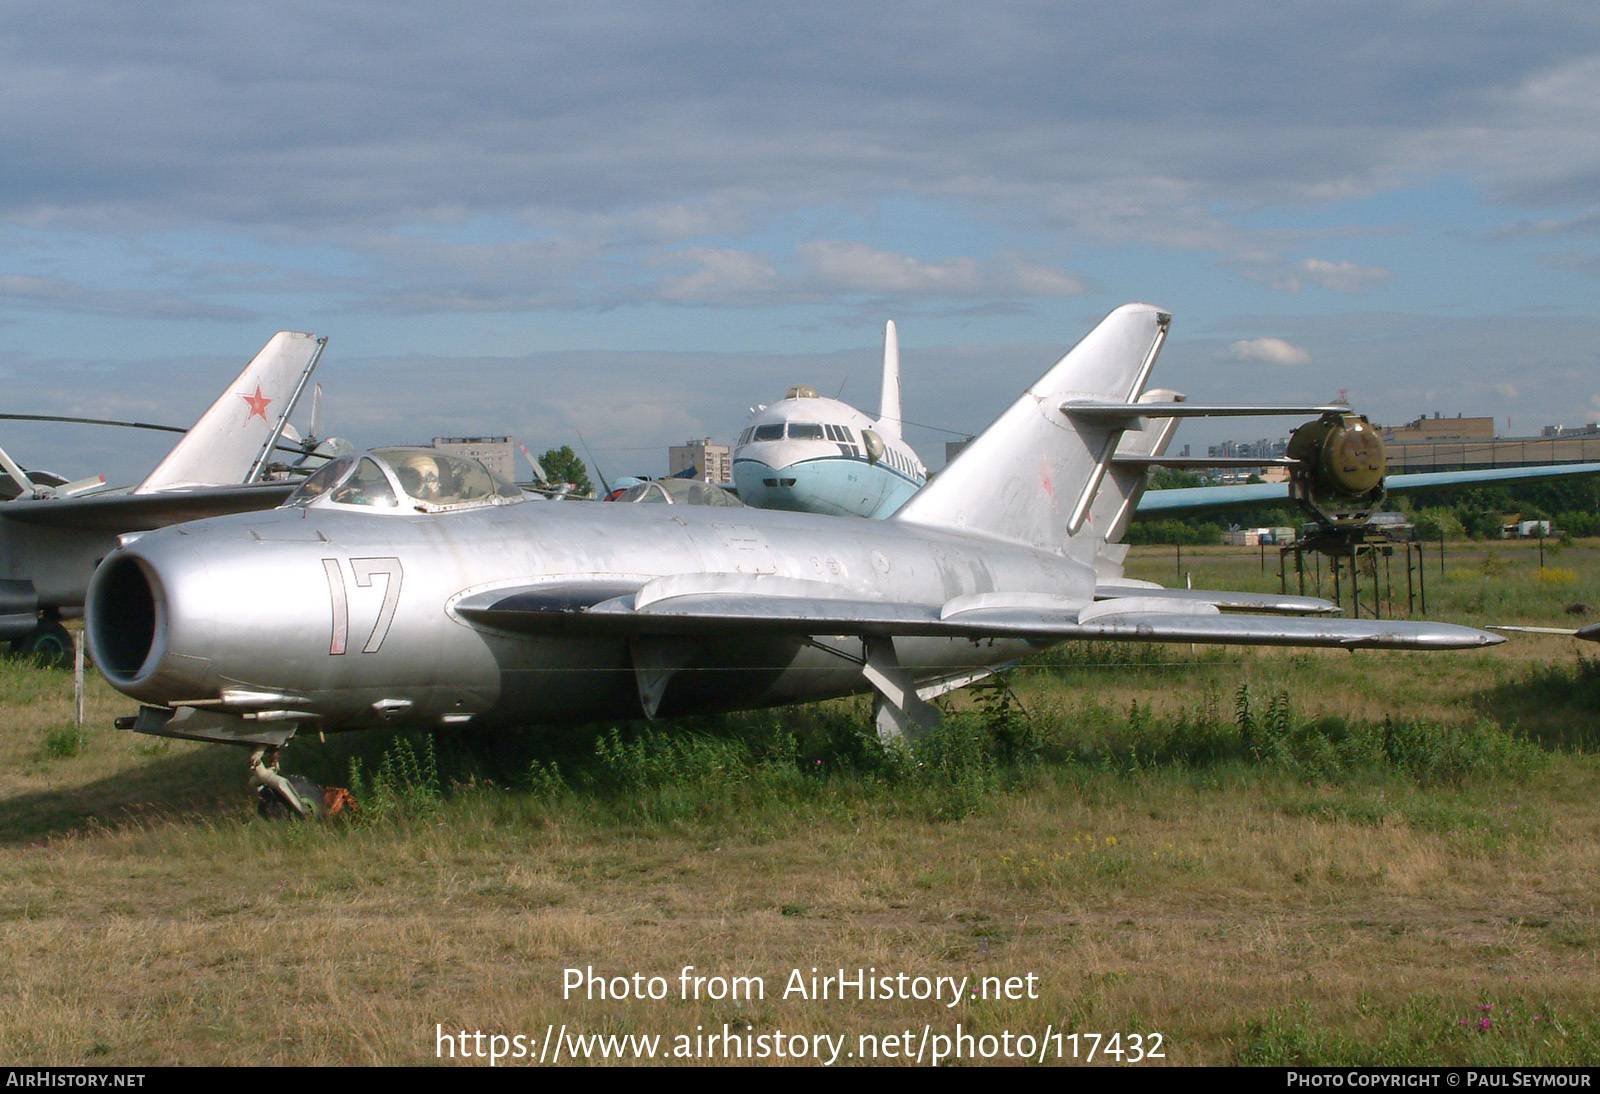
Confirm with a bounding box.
[1228,337,1312,365]
[797,241,1084,298]
[798,241,987,295]
[1297,258,1393,293]
[652,248,780,302]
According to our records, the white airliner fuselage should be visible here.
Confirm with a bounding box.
[732,321,927,518]
[732,390,927,518]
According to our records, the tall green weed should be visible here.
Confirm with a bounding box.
[346,735,443,824]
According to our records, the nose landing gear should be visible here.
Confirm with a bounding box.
[249,746,356,820]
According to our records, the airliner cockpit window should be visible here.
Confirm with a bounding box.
[752,424,784,441]
[787,423,825,440]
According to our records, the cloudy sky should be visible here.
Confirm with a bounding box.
[4,1,1600,481]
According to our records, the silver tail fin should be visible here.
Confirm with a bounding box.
[135,332,326,493]
[891,303,1170,551]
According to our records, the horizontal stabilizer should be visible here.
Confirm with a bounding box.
[1063,402,1349,421]
[1112,455,1297,470]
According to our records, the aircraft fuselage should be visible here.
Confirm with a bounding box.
[89,498,1082,736]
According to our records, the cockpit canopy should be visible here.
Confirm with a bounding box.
[612,478,744,507]
[287,447,524,513]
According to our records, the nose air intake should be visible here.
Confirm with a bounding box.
[87,554,165,686]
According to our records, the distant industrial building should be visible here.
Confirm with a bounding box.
[1542,423,1600,439]
[1380,412,1495,444]
[670,439,732,484]
[1201,410,1600,476]
[1377,413,1600,471]
[432,436,517,481]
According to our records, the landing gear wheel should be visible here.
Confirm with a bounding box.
[250,745,322,819]
[10,621,73,670]
[247,746,357,820]
[257,773,329,820]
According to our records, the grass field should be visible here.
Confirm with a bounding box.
[1,536,1597,1066]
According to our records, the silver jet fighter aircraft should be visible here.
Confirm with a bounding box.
[85,305,1502,815]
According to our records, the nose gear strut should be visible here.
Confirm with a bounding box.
[249,745,356,819]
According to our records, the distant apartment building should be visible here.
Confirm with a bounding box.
[1206,438,1289,461]
[432,436,517,481]
[670,438,732,484]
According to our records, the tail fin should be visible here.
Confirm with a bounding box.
[135,332,326,493]
[892,303,1170,551]
[876,319,902,442]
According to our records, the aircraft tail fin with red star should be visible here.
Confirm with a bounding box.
[136,332,328,494]
[891,304,1170,554]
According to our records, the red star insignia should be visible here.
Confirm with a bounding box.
[239,384,272,422]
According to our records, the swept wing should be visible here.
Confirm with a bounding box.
[453,573,1492,650]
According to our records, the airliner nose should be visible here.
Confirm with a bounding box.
[731,457,791,508]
